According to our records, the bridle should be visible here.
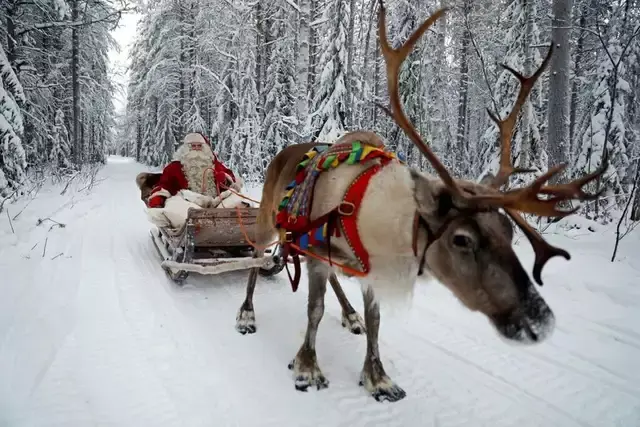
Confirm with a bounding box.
[411,188,497,276]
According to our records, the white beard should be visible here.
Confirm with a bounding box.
[174,144,219,197]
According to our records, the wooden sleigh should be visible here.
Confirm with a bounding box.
[149,206,285,285]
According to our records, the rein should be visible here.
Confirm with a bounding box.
[412,202,495,276]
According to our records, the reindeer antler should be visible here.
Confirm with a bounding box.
[479,44,608,285]
[376,1,461,196]
[376,1,608,285]
[486,47,555,188]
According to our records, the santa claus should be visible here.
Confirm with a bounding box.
[146,132,242,209]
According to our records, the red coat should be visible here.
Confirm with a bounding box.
[147,157,237,208]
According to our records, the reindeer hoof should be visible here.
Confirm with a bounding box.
[341,311,366,335]
[359,372,406,402]
[235,308,256,335]
[371,384,406,402]
[288,358,329,392]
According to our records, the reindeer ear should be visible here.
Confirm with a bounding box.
[436,190,454,217]
[136,172,162,190]
[410,169,452,218]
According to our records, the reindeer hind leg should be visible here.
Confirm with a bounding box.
[328,272,366,335]
[235,254,260,335]
[235,206,273,335]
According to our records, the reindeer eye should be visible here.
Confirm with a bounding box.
[452,233,473,249]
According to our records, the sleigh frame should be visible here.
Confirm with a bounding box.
[150,206,285,285]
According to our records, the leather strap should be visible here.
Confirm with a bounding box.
[282,209,340,292]
[412,207,481,277]
[282,244,302,292]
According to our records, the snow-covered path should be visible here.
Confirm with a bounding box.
[1,157,639,426]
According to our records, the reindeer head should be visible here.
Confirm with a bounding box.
[136,172,162,205]
[376,1,607,344]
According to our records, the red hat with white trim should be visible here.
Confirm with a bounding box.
[183,132,209,145]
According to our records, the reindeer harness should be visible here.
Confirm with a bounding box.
[275,140,417,291]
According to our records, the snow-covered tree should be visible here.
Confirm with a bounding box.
[118,0,640,226]
[49,109,72,170]
[0,44,27,195]
[306,0,350,141]
[574,44,631,221]
[262,2,298,158]
[479,0,548,186]
[383,0,425,168]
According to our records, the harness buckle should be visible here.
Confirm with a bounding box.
[284,231,294,243]
[338,201,356,216]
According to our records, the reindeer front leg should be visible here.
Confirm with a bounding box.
[288,258,330,391]
[359,284,406,402]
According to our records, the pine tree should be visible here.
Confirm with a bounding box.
[385,0,423,168]
[262,3,298,158]
[306,0,350,141]
[574,46,630,221]
[0,44,27,195]
[49,109,72,170]
[236,60,262,179]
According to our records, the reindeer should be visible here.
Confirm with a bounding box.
[235,1,607,403]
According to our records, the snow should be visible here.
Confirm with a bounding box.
[1,156,640,426]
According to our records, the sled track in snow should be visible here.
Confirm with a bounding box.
[1,157,639,426]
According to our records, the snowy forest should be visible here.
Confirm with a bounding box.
[1,0,639,224]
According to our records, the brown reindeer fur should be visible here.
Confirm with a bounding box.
[136,172,162,204]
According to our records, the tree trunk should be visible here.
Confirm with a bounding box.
[136,119,142,162]
[372,9,381,129]
[519,0,535,169]
[569,2,587,151]
[262,4,274,111]
[189,0,196,103]
[345,0,356,126]
[5,1,17,66]
[455,2,471,173]
[71,0,81,165]
[295,1,308,120]
[253,1,263,121]
[306,0,319,112]
[177,0,186,140]
[361,0,377,128]
[547,0,573,184]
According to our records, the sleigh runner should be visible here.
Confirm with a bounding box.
[149,205,285,285]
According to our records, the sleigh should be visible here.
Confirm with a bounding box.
[150,206,285,285]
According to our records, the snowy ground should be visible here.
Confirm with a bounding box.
[1,156,639,427]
